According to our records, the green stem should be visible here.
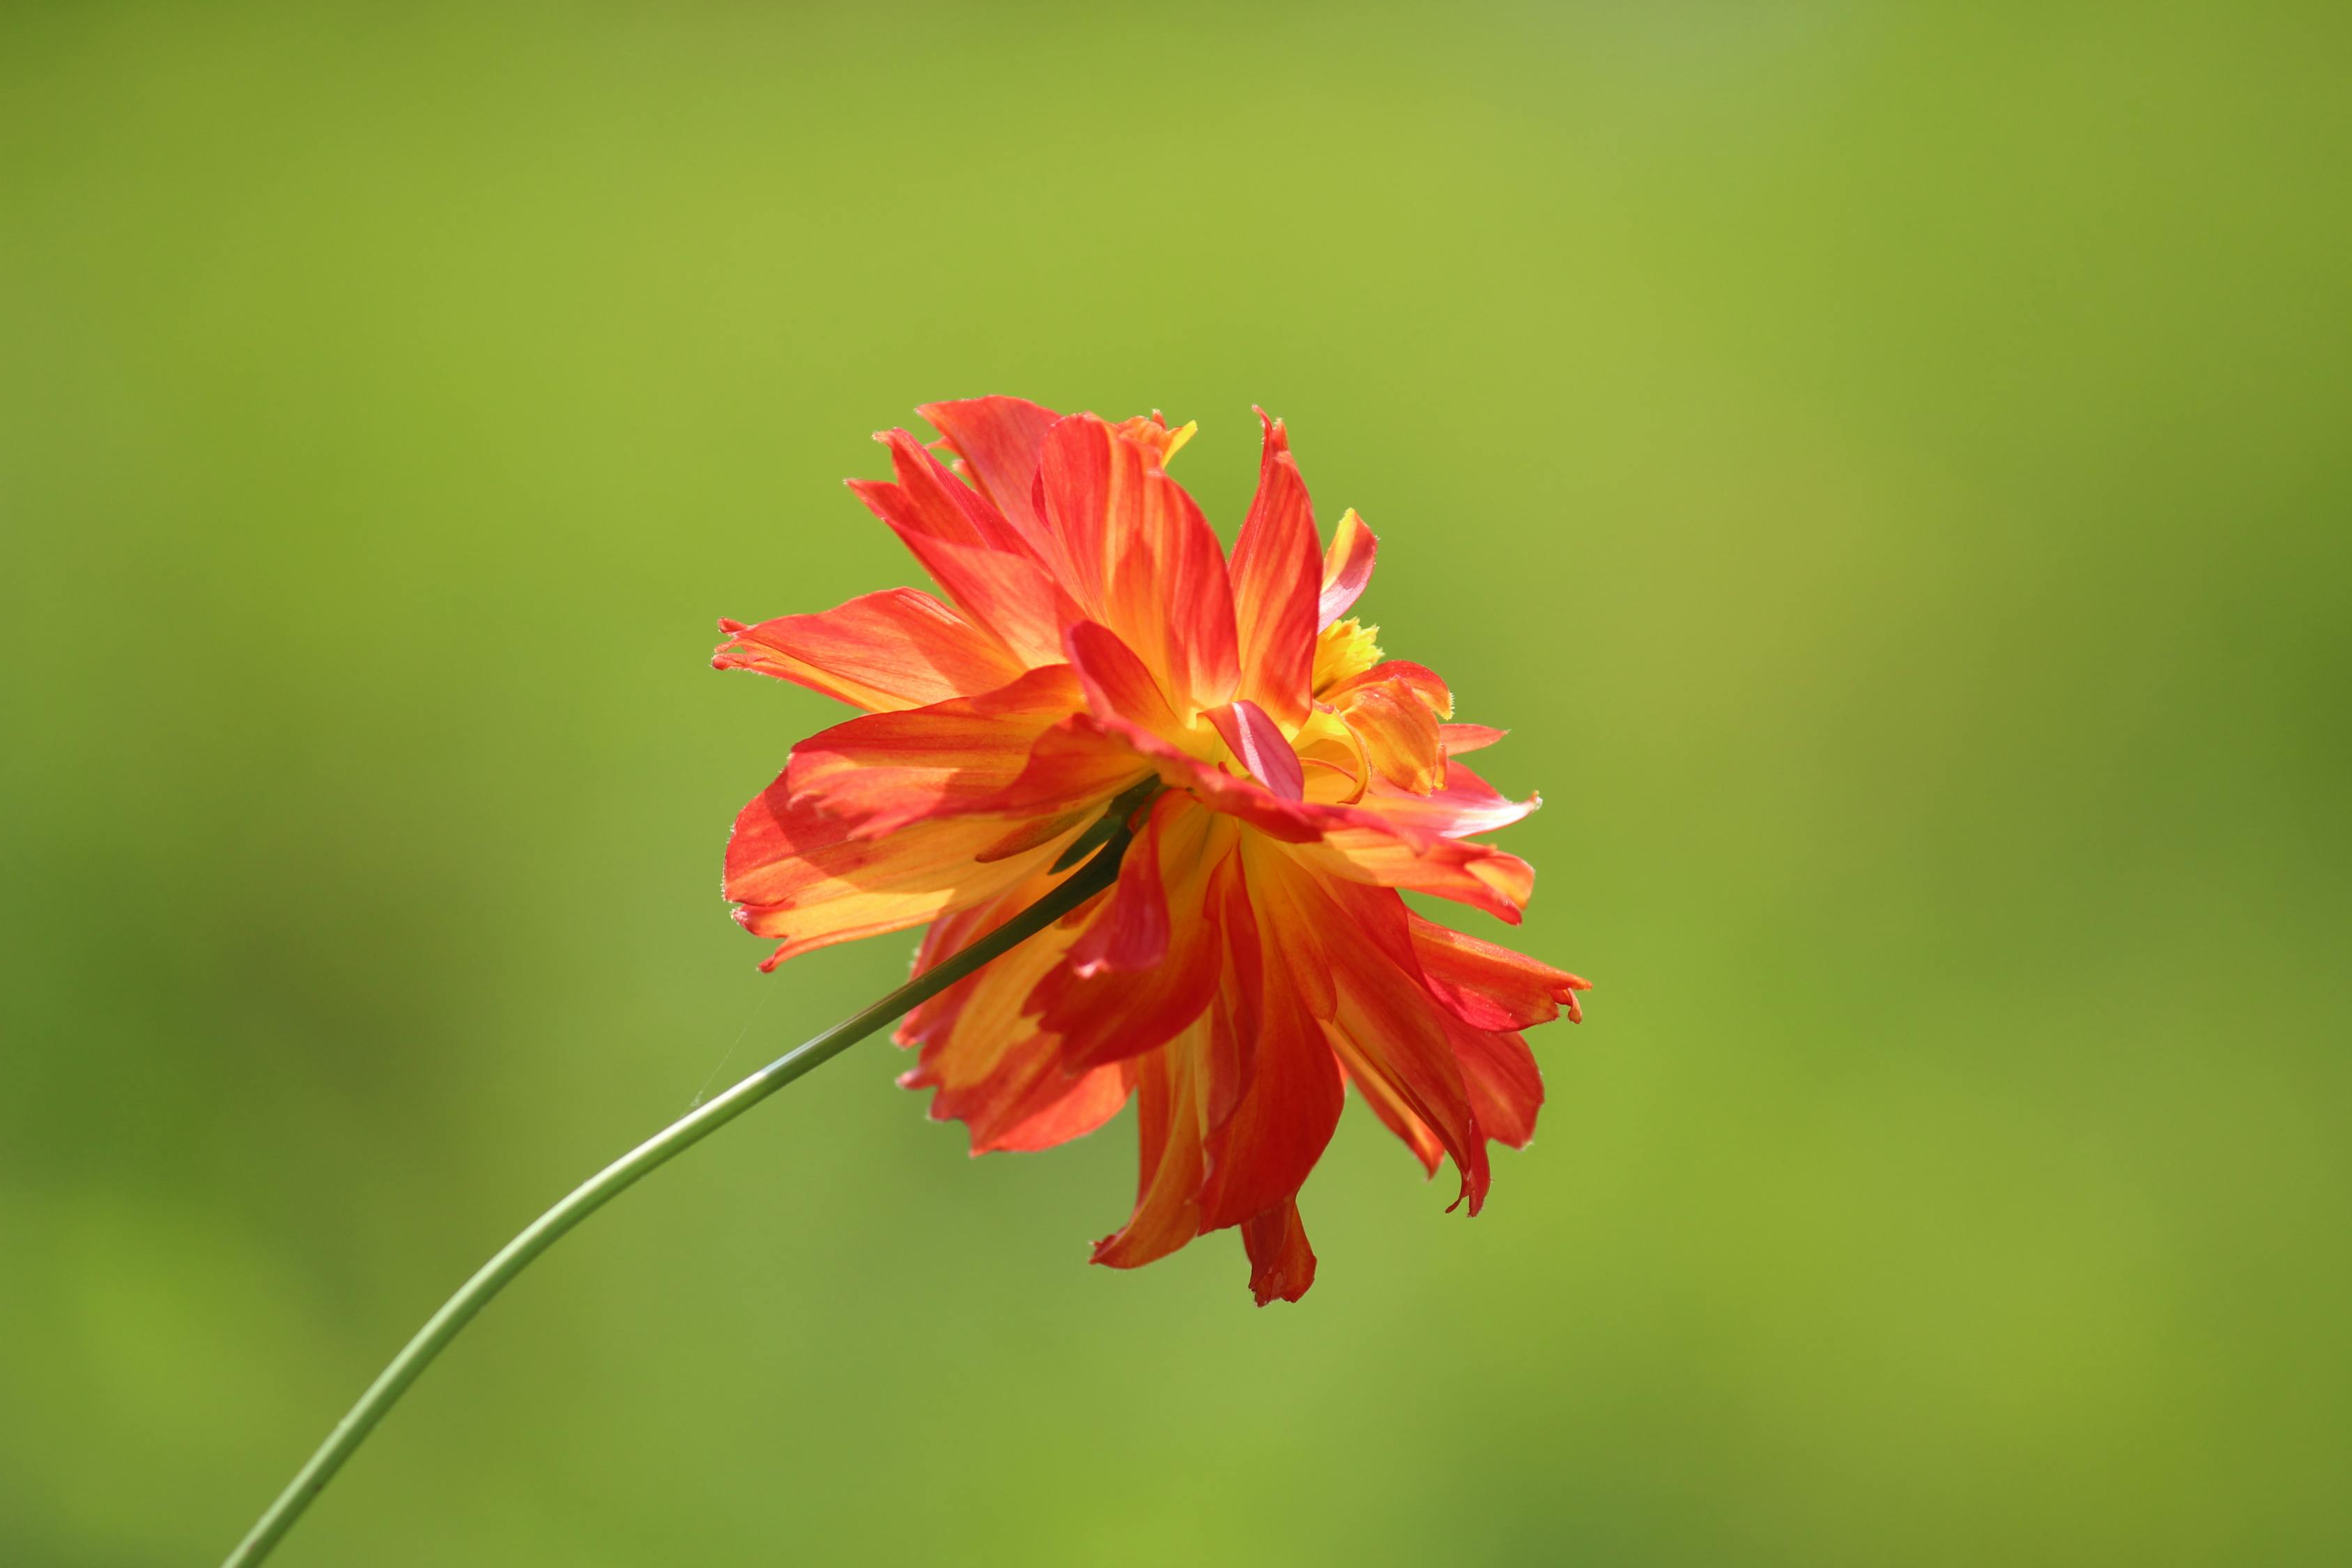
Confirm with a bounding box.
[223,838,1128,1568]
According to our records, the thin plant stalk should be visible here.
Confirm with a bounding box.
[222,832,1132,1567]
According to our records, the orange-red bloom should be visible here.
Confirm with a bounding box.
[716,399,1588,1302]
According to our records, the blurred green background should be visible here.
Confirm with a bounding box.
[4,2,2346,1563]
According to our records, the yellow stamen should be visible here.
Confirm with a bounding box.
[1312,617,1382,696]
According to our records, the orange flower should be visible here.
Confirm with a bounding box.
[716,399,1588,1302]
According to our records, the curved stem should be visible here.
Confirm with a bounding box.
[223,840,1127,1568]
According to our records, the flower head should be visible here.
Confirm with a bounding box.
[716,398,1588,1302]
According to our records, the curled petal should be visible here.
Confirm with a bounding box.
[1109,411,1197,467]
[1328,659,1454,719]
[1240,1201,1318,1305]
[1408,914,1592,1031]
[713,588,1024,713]
[1341,678,1447,794]
[1318,507,1378,628]
[1353,760,1540,843]
[1206,698,1306,801]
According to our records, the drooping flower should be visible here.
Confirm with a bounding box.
[716,399,1588,1303]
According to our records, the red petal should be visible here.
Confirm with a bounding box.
[712,588,1024,713]
[979,713,1158,820]
[1452,1028,1543,1150]
[1353,759,1539,843]
[1056,663,1331,844]
[1328,658,1454,718]
[1341,677,1447,794]
[1222,838,1335,1017]
[1348,1066,1446,1174]
[1408,914,1590,1031]
[891,868,1139,1153]
[1196,857,1344,1230]
[725,780,1077,969]
[1198,859,1264,1131]
[783,665,1083,838]
[1109,411,1195,467]
[1240,1201,1318,1305]
[913,1020,1135,1155]
[1206,699,1307,800]
[1066,791,1181,976]
[1229,410,1321,728]
[1037,414,1240,714]
[892,888,1005,1047]
[850,432,1071,665]
[916,396,1061,546]
[985,1063,1132,1153]
[1031,805,1231,1070]
[1318,508,1378,628]
[1250,854,1490,1211]
[1091,1033,1207,1270]
[1300,828,1535,923]
[1063,622,1383,845]
[1063,620,1186,737]
[1330,982,1491,1215]
[1438,722,1507,755]
[1103,712,1333,843]
[870,427,1031,555]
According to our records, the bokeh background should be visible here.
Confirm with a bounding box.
[4,3,2346,1564]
